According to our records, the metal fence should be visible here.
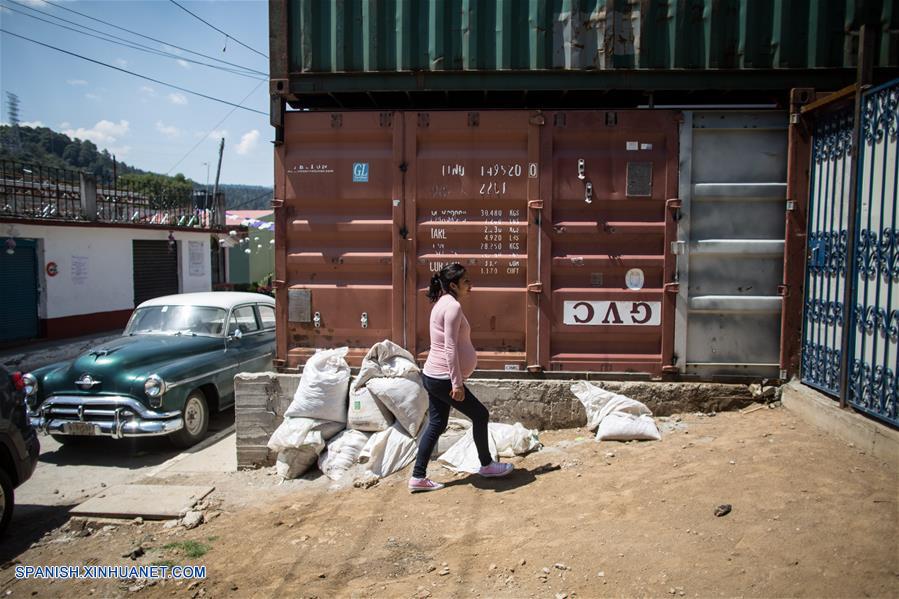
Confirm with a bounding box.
[801,77,899,428]
[0,160,224,229]
[849,79,899,426]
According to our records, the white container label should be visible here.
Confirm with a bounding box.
[563,301,661,326]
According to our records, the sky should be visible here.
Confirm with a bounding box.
[0,0,272,186]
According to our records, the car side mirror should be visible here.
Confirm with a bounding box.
[229,328,243,341]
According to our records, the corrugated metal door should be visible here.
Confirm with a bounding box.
[132,240,179,306]
[546,111,679,374]
[800,108,853,395]
[676,112,789,379]
[0,238,39,342]
[278,112,400,366]
[849,79,899,427]
[407,111,531,370]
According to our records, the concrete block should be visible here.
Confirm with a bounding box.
[782,381,899,463]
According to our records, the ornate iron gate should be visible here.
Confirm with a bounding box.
[848,79,899,427]
[802,109,854,396]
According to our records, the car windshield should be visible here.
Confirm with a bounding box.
[124,305,228,337]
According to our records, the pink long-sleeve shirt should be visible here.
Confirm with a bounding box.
[422,294,477,389]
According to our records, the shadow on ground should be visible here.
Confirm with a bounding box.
[37,409,234,468]
[0,503,75,565]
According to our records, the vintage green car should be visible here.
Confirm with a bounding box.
[25,292,275,448]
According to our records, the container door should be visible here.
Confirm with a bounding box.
[133,240,179,306]
[848,79,899,427]
[546,111,679,375]
[407,112,531,370]
[279,112,401,367]
[0,238,39,342]
[676,112,789,380]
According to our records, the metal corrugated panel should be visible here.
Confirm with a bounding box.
[675,111,789,379]
[283,0,897,74]
[133,240,179,306]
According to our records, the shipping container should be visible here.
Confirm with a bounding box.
[269,0,899,109]
[273,108,791,378]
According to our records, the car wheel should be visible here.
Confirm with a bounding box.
[0,467,14,536]
[170,390,209,449]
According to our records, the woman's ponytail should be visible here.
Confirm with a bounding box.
[427,273,443,303]
[427,263,466,303]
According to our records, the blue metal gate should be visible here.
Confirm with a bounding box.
[0,238,39,343]
[849,79,899,427]
[801,109,854,396]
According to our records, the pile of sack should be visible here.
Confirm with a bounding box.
[267,340,541,482]
[570,381,661,441]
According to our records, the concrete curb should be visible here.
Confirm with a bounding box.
[782,381,899,463]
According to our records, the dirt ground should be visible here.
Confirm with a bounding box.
[2,405,897,598]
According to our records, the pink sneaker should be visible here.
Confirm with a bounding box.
[479,461,514,478]
[408,477,445,493]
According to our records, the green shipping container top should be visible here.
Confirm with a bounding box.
[270,0,899,107]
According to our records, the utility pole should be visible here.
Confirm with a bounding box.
[202,161,210,208]
[212,137,225,206]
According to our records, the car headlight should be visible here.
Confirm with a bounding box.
[144,375,167,399]
[22,373,38,397]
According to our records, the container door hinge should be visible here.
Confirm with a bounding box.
[528,200,544,210]
[778,284,789,297]
[786,200,797,212]
[670,241,687,255]
[662,365,679,374]
[664,282,680,293]
[272,280,285,289]
[271,199,284,209]
[527,364,543,373]
[527,283,543,293]
[529,112,545,126]
[273,359,286,369]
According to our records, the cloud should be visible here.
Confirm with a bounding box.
[59,122,71,129]
[108,145,131,157]
[168,92,188,105]
[198,129,228,140]
[20,121,44,128]
[63,120,130,148]
[176,59,190,69]
[115,58,128,67]
[162,45,184,56]
[235,130,260,155]
[85,93,101,101]
[67,79,88,86]
[139,85,156,95]
[155,121,181,139]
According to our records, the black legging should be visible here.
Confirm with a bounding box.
[412,373,492,478]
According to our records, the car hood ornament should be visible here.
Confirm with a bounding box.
[75,373,101,390]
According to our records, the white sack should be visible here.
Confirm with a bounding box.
[354,339,420,390]
[358,422,418,478]
[366,376,428,437]
[570,381,661,441]
[267,417,344,453]
[276,447,319,479]
[434,418,472,456]
[438,422,541,473]
[318,429,371,481]
[347,378,395,432]
[285,347,350,422]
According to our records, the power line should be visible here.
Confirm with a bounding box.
[1,1,265,80]
[166,79,266,175]
[169,0,268,60]
[26,0,267,76]
[0,29,268,116]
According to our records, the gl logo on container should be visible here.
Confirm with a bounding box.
[352,162,369,183]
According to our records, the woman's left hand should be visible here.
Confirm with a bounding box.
[451,387,465,402]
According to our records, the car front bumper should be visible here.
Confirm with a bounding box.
[29,395,183,439]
